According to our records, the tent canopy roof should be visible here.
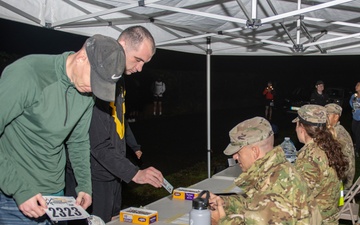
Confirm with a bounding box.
[1,0,360,56]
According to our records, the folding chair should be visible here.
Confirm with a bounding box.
[339,176,360,224]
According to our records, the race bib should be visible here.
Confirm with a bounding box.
[43,196,90,221]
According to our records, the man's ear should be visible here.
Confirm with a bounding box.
[335,114,341,121]
[118,40,126,49]
[76,49,87,63]
[251,146,261,160]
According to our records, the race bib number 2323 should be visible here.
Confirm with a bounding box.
[43,196,90,221]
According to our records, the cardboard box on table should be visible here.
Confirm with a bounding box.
[119,207,158,225]
[172,187,203,200]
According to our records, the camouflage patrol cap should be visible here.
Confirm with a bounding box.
[292,104,327,126]
[224,117,274,156]
[325,103,342,116]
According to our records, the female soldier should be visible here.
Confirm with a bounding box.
[292,104,348,224]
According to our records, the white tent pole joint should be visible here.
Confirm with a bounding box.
[246,0,262,29]
[246,19,262,29]
[138,0,144,6]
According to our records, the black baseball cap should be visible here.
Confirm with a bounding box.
[85,34,125,102]
[316,80,324,85]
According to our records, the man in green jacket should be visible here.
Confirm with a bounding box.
[0,34,125,224]
[210,117,321,225]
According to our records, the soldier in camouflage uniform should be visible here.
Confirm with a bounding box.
[325,103,355,189]
[209,116,320,225]
[293,104,349,224]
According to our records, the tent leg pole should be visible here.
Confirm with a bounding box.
[206,37,212,178]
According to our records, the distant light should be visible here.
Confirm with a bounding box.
[291,106,300,111]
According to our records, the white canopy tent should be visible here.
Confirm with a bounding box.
[1,0,360,55]
[1,0,360,177]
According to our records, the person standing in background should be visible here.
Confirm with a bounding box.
[350,81,360,157]
[262,81,275,121]
[310,80,329,106]
[152,77,166,116]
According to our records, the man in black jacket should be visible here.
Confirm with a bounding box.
[88,81,163,222]
[65,25,164,223]
[310,80,329,106]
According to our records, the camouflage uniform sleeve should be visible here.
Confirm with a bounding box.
[221,195,246,215]
[295,147,321,193]
[336,125,355,189]
[218,195,246,225]
[216,147,314,224]
[218,215,245,225]
[295,144,340,222]
[219,193,303,225]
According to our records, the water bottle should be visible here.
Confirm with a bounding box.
[280,137,297,163]
[189,190,211,225]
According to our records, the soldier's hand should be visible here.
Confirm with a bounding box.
[210,195,226,224]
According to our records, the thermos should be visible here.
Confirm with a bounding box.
[189,190,211,225]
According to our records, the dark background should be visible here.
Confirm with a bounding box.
[1,17,358,85]
[2,17,358,116]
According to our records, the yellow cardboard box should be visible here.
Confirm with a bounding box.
[172,187,203,200]
[119,207,158,225]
